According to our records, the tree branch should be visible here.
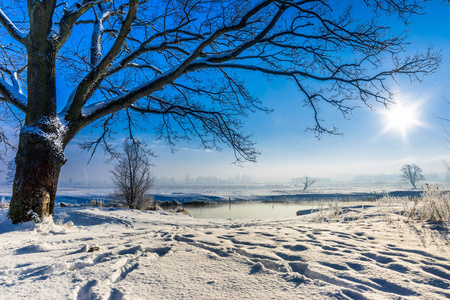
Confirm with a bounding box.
[65,0,140,122]
[58,0,110,50]
[0,77,27,113]
[0,9,27,45]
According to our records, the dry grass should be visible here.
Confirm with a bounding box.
[312,200,344,223]
[375,184,449,224]
[311,185,450,225]
[90,199,105,207]
[108,194,156,210]
[413,184,450,223]
[170,207,193,217]
[376,195,399,223]
[133,196,155,210]
[0,196,9,209]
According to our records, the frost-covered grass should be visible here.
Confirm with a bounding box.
[311,200,345,223]
[90,199,105,207]
[0,196,9,209]
[372,184,450,225]
[402,184,450,223]
[306,185,450,226]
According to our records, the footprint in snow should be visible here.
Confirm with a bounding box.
[108,288,124,300]
[321,245,338,252]
[285,244,308,252]
[360,252,394,264]
[77,280,98,300]
[319,261,349,271]
[421,266,450,280]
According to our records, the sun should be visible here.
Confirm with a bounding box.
[382,102,418,135]
[378,98,426,142]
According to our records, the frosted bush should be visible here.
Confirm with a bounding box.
[0,196,9,209]
[90,199,105,207]
[418,184,450,223]
[385,184,450,224]
[134,196,155,210]
[401,198,419,222]
[170,207,193,217]
[328,200,342,222]
[312,200,343,223]
[312,201,326,223]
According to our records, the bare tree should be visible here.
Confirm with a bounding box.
[302,176,317,191]
[0,0,440,223]
[401,164,425,189]
[111,139,155,209]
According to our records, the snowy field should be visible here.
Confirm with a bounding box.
[0,203,449,299]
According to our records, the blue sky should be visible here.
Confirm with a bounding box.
[24,1,450,184]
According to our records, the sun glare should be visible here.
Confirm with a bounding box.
[383,102,418,134]
[378,98,426,142]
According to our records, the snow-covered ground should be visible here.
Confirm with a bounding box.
[0,204,449,300]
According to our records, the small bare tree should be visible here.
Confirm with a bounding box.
[303,176,317,191]
[401,164,425,189]
[111,139,155,209]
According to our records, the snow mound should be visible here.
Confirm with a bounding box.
[14,243,53,255]
[34,216,75,234]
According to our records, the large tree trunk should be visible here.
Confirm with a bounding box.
[7,0,65,223]
[8,122,66,223]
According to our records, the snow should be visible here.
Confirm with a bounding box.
[90,19,103,66]
[58,89,76,122]
[48,23,60,42]
[0,203,449,299]
[81,99,115,116]
[65,0,91,14]
[20,116,67,160]
[0,9,27,40]
[0,76,27,107]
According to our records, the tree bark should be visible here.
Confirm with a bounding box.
[7,0,64,223]
[8,124,66,223]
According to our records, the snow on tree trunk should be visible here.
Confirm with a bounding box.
[8,118,66,223]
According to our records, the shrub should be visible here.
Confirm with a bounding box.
[90,199,105,207]
[0,196,9,209]
[134,195,155,210]
[170,207,192,217]
[418,184,450,223]
[380,184,450,223]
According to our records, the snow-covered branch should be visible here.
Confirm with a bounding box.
[58,0,110,49]
[0,9,27,45]
[65,0,140,122]
[0,77,27,113]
